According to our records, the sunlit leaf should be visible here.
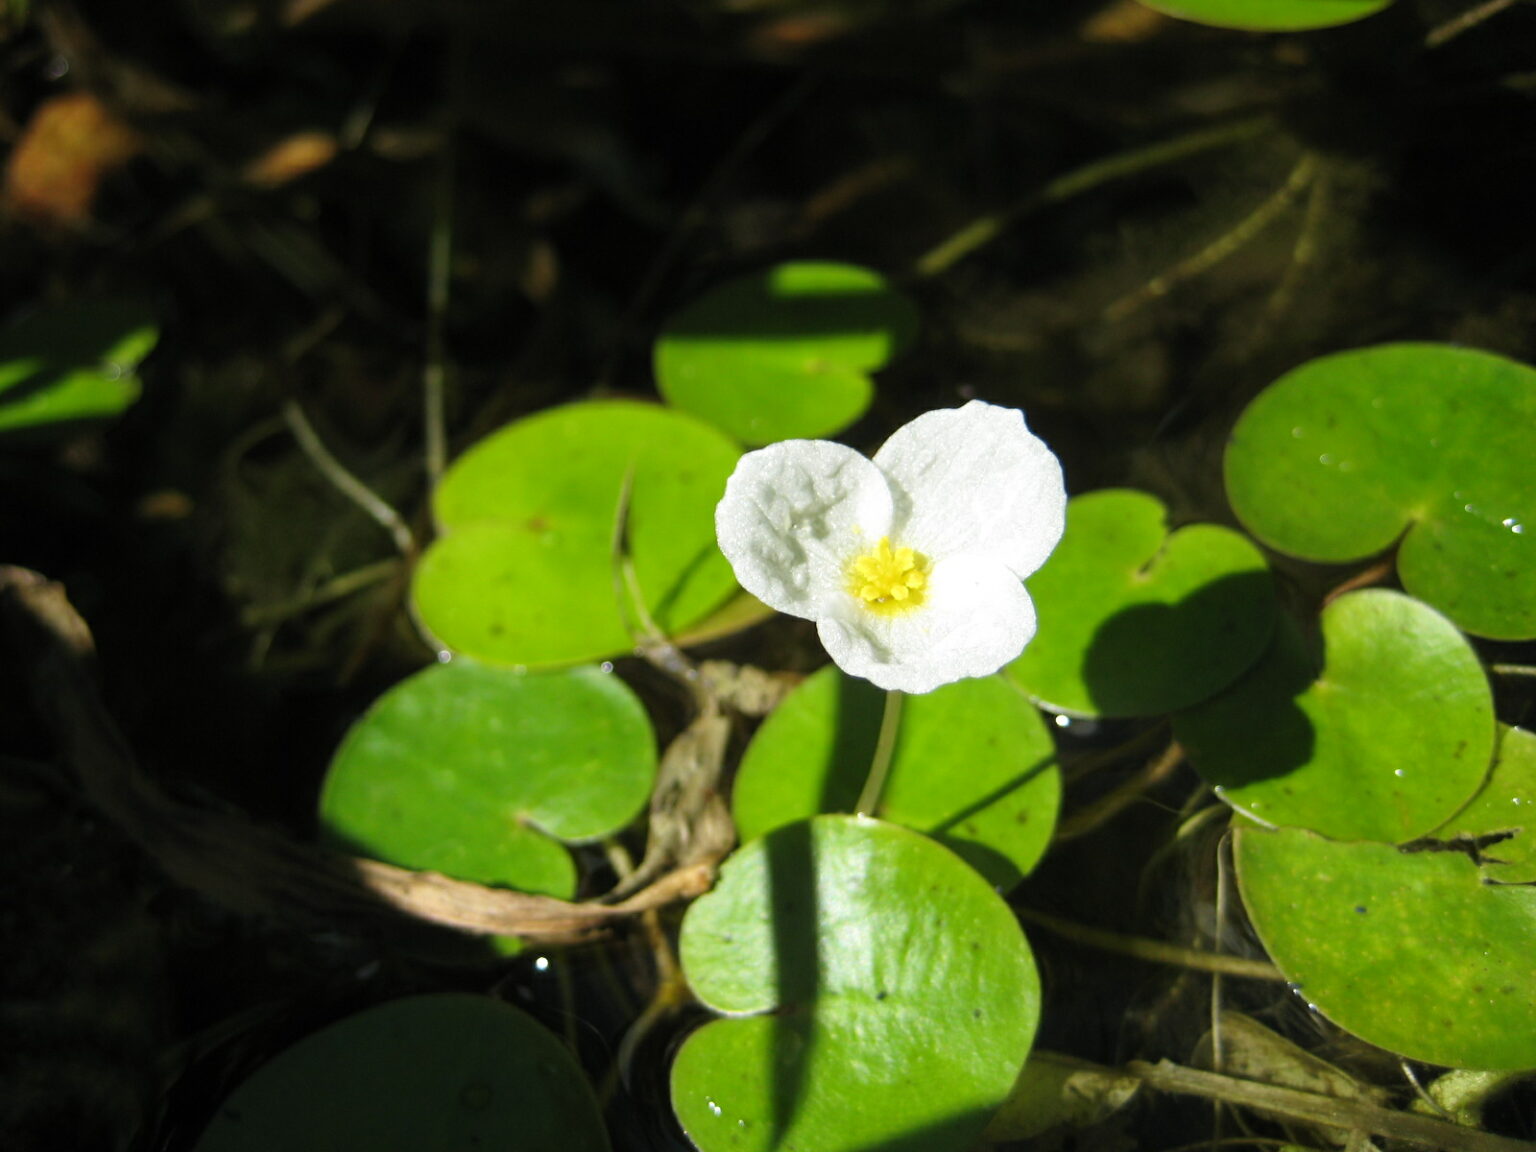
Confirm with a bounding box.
[655,262,917,445]
[1431,725,1536,884]
[1237,825,1536,1071]
[1136,0,1392,31]
[0,298,157,433]
[673,816,1039,1152]
[1226,343,1536,639]
[320,660,657,899]
[1175,590,1494,843]
[413,400,741,668]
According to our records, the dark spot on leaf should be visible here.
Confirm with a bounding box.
[876,990,888,1001]
[1355,905,1367,914]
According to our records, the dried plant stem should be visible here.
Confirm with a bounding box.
[281,400,416,556]
[1265,163,1329,321]
[1209,829,1235,1142]
[1104,152,1317,322]
[613,895,689,1092]
[1490,663,1536,678]
[1426,0,1524,47]
[1127,1059,1536,1152]
[1015,905,1284,981]
[0,566,711,945]
[240,558,400,626]
[1322,556,1396,605]
[912,115,1274,278]
[856,690,905,816]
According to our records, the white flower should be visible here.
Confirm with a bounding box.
[715,400,1066,693]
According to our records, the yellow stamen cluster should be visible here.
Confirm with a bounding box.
[849,537,929,615]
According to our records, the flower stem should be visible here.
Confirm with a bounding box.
[855,689,904,817]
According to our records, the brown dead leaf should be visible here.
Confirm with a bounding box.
[241,130,339,188]
[4,91,142,227]
[1081,0,1169,42]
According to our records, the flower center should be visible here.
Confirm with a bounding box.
[848,537,929,615]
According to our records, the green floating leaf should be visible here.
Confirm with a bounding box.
[193,994,610,1152]
[1236,825,1536,1071]
[1431,726,1536,884]
[1006,489,1275,718]
[320,660,656,899]
[673,816,1040,1152]
[1175,589,1493,843]
[413,400,741,668]
[1226,344,1536,639]
[0,297,158,433]
[655,262,917,446]
[732,667,1060,890]
[1135,0,1391,31]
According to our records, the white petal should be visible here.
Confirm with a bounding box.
[873,400,1065,579]
[815,552,1037,693]
[716,439,894,619]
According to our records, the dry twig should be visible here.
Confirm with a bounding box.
[0,566,712,946]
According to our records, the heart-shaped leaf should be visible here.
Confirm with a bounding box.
[1135,0,1392,30]
[1174,589,1494,843]
[673,816,1040,1152]
[1236,825,1536,1071]
[732,666,1059,890]
[192,994,610,1152]
[320,660,656,899]
[654,262,917,446]
[413,400,741,668]
[0,297,157,433]
[1006,489,1275,718]
[1431,726,1536,884]
[1226,344,1536,639]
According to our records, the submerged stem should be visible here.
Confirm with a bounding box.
[855,689,905,817]
[281,400,415,557]
[1015,905,1284,981]
[912,115,1273,278]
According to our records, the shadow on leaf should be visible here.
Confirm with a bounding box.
[1079,569,1277,717]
